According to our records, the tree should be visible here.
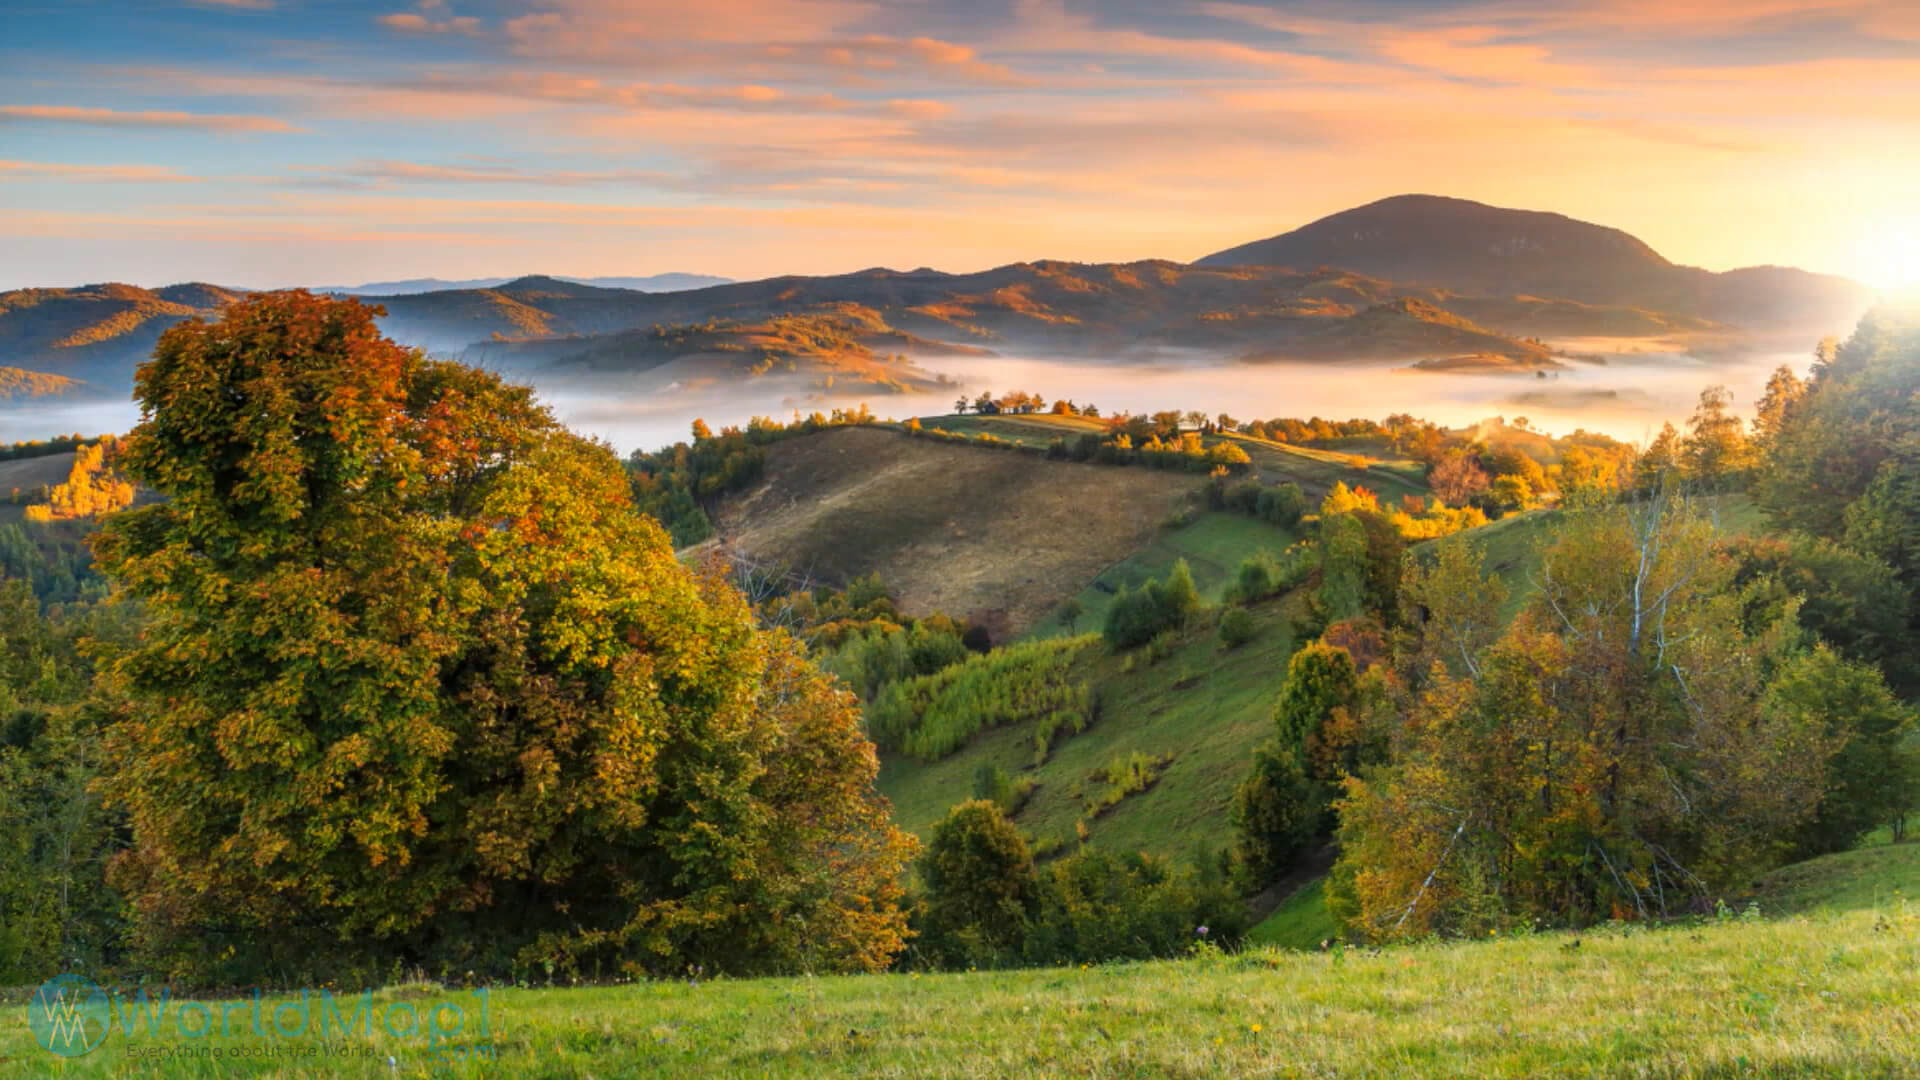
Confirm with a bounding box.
[1256,483,1306,527]
[1315,513,1368,625]
[690,418,714,440]
[917,800,1037,963]
[1400,538,1507,682]
[1634,422,1682,493]
[1765,645,1919,854]
[1160,558,1201,621]
[1321,482,1379,517]
[1274,642,1359,768]
[1490,473,1533,513]
[1219,606,1258,648]
[1750,364,1806,459]
[1679,385,1755,489]
[94,291,914,981]
[1428,451,1490,507]
[1332,495,1843,941]
[1059,596,1083,633]
[1558,445,1626,508]
[1230,741,1322,886]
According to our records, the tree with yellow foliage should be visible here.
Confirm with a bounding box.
[96,291,913,983]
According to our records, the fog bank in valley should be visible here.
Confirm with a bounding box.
[0,341,1815,459]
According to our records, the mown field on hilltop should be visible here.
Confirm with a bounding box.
[4,844,1915,1079]
[703,425,1201,639]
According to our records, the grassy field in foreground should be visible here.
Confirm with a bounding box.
[7,894,1918,1079]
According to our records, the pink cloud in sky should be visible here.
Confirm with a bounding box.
[0,104,301,133]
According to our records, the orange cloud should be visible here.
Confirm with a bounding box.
[0,104,301,133]
[0,160,203,182]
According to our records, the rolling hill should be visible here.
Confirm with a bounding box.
[1197,194,1870,332]
[0,281,243,391]
[0,366,79,400]
[364,262,1560,367]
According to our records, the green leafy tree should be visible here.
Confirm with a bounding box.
[1230,741,1322,886]
[1334,496,1843,941]
[917,800,1037,964]
[1766,645,1920,852]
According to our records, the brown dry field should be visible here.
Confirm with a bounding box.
[706,426,1202,638]
[0,452,76,524]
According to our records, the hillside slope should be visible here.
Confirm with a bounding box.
[705,426,1202,640]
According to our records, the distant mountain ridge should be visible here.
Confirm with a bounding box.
[318,273,731,295]
[1196,194,1869,330]
[0,195,1874,405]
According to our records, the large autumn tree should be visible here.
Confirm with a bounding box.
[95,291,913,981]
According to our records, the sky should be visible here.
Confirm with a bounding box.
[3,0,1918,291]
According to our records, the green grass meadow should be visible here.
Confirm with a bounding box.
[7,845,1917,1078]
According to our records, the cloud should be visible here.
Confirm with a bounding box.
[0,160,203,183]
[0,104,301,133]
[377,0,482,36]
[322,159,685,188]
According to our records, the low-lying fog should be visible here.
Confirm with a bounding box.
[537,341,1814,457]
[0,339,1817,459]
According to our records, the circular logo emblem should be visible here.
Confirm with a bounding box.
[29,973,111,1057]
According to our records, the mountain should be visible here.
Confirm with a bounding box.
[371,262,1559,366]
[319,273,731,295]
[1196,194,1871,332]
[0,196,1874,404]
[0,282,245,391]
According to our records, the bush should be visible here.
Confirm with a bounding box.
[1019,850,1247,968]
[1103,559,1203,650]
[973,762,1038,816]
[1255,483,1306,527]
[1219,607,1259,649]
[826,620,971,700]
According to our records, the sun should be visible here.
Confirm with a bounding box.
[1855,216,1920,292]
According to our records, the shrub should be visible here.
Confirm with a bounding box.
[973,762,1038,816]
[1219,607,1259,649]
[1019,850,1247,967]
[1103,559,1203,650]
[1256,483,1307,527]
